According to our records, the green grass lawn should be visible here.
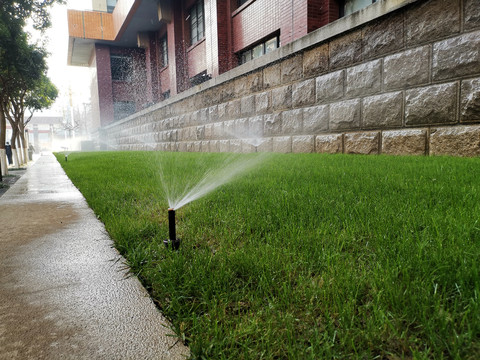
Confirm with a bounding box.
[56,151,480,359]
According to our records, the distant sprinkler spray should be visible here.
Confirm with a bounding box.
[164,208,181,250]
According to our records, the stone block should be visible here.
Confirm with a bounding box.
[218,103,227,120]
[208,105,218,122]
[219,140,230,152]
[185,142,194,152]
[430,125,480,156]
[383,46,431,90]
[193,141,202,152]
[199,108,208,123]
[315,134,343,154]
[177,142,187,152]
[256,137,273,152]
[344,131,380,155]
[247,71,263,92]
[329,99,361,130]
[303,43,329,77]
[432,31,480,81]
[213,122,224,139]
[196,126,205,140]
[234,118,249,137]
[405,83,457,125]
[209,140,220,152]
[230,139,242,153]
[363,13,404,59]
[363,92,403,128]
[292,135,315,153]
[263,63,282,88]
[201,141,210,152]
[226,99,241,119]
[406,0,460,46]
[345,59,382,97]
[303,105,329,133]
[234,76,249,97]
[205,123,214,140]
[465,0,480,30]
[329,30,362,70]
[382,129,427,155]
[241,140,258,153]
[219,81,235,102]
[281,55,304,83]
[264,113,282,136]
[241,95,255,116]
[282,109,303,135]
[224,120,235,137]
[273,136,292,153]
[316,70,344,103]
[272,85,292,110]
[292,79,316,108]
[249,116,264,137]
[255,91,271,114]
[461,78,480,122]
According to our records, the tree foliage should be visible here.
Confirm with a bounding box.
[0,0,63,175]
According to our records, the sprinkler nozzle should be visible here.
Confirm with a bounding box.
[164,208,181,250]
[65,155,68,162]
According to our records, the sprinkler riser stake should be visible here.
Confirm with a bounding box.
[164,208,181,250]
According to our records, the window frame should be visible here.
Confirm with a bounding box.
[189,0,205,46]
[238,35,279,65]
[110,54,133,82]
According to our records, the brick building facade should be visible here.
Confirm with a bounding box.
[68,0,480,157]
[68,0,371,126]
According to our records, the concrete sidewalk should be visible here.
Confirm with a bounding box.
[0,153,189,359]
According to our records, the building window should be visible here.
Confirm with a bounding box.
[238,0,250,7]
[160,34,168,68]
[189,0,205,45]
[113,101,136,121]
[110,54,132,82]
[107,0,117,13]
[343,0,377,16]
[239,35,279,65]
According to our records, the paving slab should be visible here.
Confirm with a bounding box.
[0,153,189,360]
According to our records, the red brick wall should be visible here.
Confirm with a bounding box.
[187,39,207,78]
[94,45,114,126]
[231,0,333,53]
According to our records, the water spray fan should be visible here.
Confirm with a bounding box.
[164,208,181,250]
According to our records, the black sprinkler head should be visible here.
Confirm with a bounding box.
[164,208,181,250]
[65,155,68,162]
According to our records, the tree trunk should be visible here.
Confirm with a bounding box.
[0,110,7,177]
[10,127,20,168]
[18,123,29,165]
[17,131,26,165]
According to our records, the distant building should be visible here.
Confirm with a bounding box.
[68,0,375,126]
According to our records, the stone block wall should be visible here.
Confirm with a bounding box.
[103,0,480,157]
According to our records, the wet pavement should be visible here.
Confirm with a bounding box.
[0,153,189,359]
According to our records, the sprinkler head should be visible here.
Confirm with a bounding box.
[65,155,68,162]
[164,208,181,250]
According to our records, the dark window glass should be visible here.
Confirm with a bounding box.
[343,0,376,16]
[107,0,117,13]
[110,54,132,81]
[160,35,168,67]
[190,1,205,45]
[239,35,279,64]
[238,0,249,7]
